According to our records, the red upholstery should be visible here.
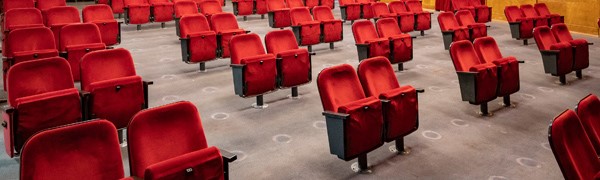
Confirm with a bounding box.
[233,0,254,16]
[355,0,374,19]
[438,12,469,42]
[455,10,487,41]
[577,94,600,156]
[317,64,365,112]
[321,0,334,9]
[20,120,124,180]
[312,6,342,43]
[504,6,534,39]
[290,7,321,46]
[124,0,151,25]
[352,20,390,59]
[450,40,498,104]
[4,58,81,157]
[265,30,311,87]
[2,8,44,57]
[339,0,360,21]
[149,0,174,23]
[111,0,126,14]
[199,0,223,21]
[36,0,66,11]
[181,14,217,63]
[80,48,145,129]
[533,26,573,76]
[128,101,224,179]
[551,23,589,71]
[388,1,415,33]
[59,23,106,81]
[305,0,318,9]
[230,34,278,96]
[520,4,548,27]
[372,2,395,18]
[286,0,305,8]
[174,1,198,19]
[376,18,412,63]
[43,6,81,47]
[534,3,562,25]
[451,0,475,16]
[549,110,600,180]
[473,37,519,96]
[2,0,34,13]
[83,5,121,46]
[469,0,491,23]
[211,13,247,58]
[267,0,292,28]
[405,0,431,31]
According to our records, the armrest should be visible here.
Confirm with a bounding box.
[540,50,560,55]
[219,148,237,163]
[457,71,478,75]
[588,42,594,45]
[508,21,521,25]
[143,81,154,86]
[230,64,246,68]
[245,30,251,33]
[416,88,425,93]
[518,60,525,63]
[322,111,349,119]
[309,52,316,56]
[355,43,369,48]
[411,36,417,39]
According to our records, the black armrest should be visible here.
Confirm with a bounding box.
[416,88,425,93]
[411,36,417,39]
[508,21,521,25]
[540,50,560,55]
[322,111,349,119]
[441,30,455,34]
[245,30,251,33]
[230,64,246,68]
[309,52,316,56]
[219,148,237,163]
[356,43,369,48]
[143,81,154,86]
[518,60,525,63]
[80,90,91,120]
[457,71,478,75]
[588,42,594,45]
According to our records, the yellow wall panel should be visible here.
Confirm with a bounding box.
[488,0,537,21]
[538,0,599,34]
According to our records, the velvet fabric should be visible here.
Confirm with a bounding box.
[199,0,223,21]
[2,8,44,57]
[60,23,106,81]
[355,0,373,19]
[312,6,343,43]
[473,37,520,96]
[267,0,292,28]
[317,64,366,112]
[438,12,469,42]
[36,0,67,11]
[124,0,151,25]
[149,0,174,23]
[181,15,217,63]
[577,94,600,156]
[305,0,319,9]
[233,0,254,16]
[83,5,121,46]
[286,0,305,8]
[376,18,412,63]
[111,0,126,14]
[451,0,475,16]
[339,0,360,21]
[255,0,268,14]
[504,6,534,39]
[174,1,198,18]
[80,48,138,90]
[320,0,334,9]
[551,23,589,71]
[2,0,34,13]
[338,96,383,159]
[520,4,548,28]
[230,34,277,96]
[372,2,395,19]
[533,26,573,76]
[469,0,490,23]
[449,40,498,104]
[265,30,311,87]
[145,146,224,180]
[388,2,416,33]
[290,7,321,46]
[43,6,81,47]
[379,86,417,141]
[534,3,562,25]
[405,0,430,31]
[211,13,247,58]
[455,10,487,41]
[353,20,390,58]
[356,56,400,97]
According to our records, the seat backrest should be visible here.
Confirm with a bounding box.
[43,6,81,26]
[20,120,124,180]
[128,101,209,178]
[36,0,67,11]
[317,64,366,112]
[405,0,423,13]
[352,20,380,44]
[230,34,266,64]
[80,48,137,91]
[265,29,299,54]
[267,0,287,11]
[286,0,305,8]
[469,0,482,6]
[180,14,212,38]
[5,27,56,58]
[338,0,355,6]
[388,1,408,13]
[3,0,35,13]
[549,110,600,180]
[199,0,222,15]
[312,6,334,21]
[59,23,103,52]
[577,94,600,156]
[534,3,551,16]
[124,0,150,5]
[473,37,503,64]
[372,2,390,16]
[6,57,74,106]
[451,0,470,9]
[290,7,313,25]
[3,8,43,31]
[533,26,557,51]
[175,1,198,18]
[520,4,539,18]
[210,13,240,31]
[357,57,400,97]
[82,5,115,22]
[376,18,402,38]
[449,40,483,72]
[550,23,574,42]
[437,12,460,31]
[504,6,524,22]
[455,10,476,26]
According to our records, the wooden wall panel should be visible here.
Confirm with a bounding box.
[488,0,537,21]
[537,0,599,34]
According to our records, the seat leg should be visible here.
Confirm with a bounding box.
[503,96,512,107]
[291,87,299,98]
[308,46,312,53]
[136,25,141,31]
[118,129,127,147]
[559,75,566,85]
[398,63,404,71]
[420,30,424,36]
[118,14,122,19]
[350,20,354,24]
[199,62,206,72]
[252,95,268,109]
[243,16,247,21]
[329,43,334,49]
[480,102,490,116]
[161,23,165,28]
[261,14,265,19]
[523,39,528,45]
[395,138,410,155]
[357,154,372,173]
[576,70,582,79]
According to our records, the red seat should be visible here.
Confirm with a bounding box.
[438,12,469,50]
[2,0,34,13]
[80,48,151,129]
[504,5,534,45]
[110,0,126,14]
[305,0,319,9]
[290,7,321,47]
[179,14,218,70]
[59,23,107,81]
[83,5,122,46]
[2,8,44,57]
[199,0,223,23]
[352,20,390,61]
[149,0,174,23]
[286,0,305,8]
[451,0,475,17]
[534,3,563,25]
[388,1,416,33]
[20,120,125,180]
[551,23,590,78]
[312,6,343,46]
[338,0,361,22]
[469,0,491,23]
[3,57,81,157]
[43,6,81,47]
[317,64,383,170]
[232,0,254,17]
[455,10,487,41]
[255,0,268,16]
[124,0,151,28]
[405,0,431,35]
[356,0,374,19]
[520,4,548,28]
[265,29,312,90]
[210,13,248,58]
[376,18,412,67]
[174,1,198,37]
[533,26,573,84]
[372,2,396,19]
[36,0,66,11]
[267,0,292,28]
[449,40,498,115]
[128,101,236,180]
[577,94,600,156]
[473,37,520,100]
[549,110,600,180]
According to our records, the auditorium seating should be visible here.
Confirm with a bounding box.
[123,0,151,30]
[267,0,292,28]
[2,8,44,57]
[355,0,375,20]
[286,0,305,8]
[20,120,125,179]
[375,18,413,70]
[174,0,198,37]
[149,0,174,28]
[551,23,592,80]
[290,7,321,51]
[455,10,487,41]
[43,6,81,47]
[232,0,267,21]
[532,26,574,84]
[352,20,390,62]
[520,4,548,28]
[534,3,563,25]
[549,110,600,179]
[451,0,491,23]
[576,94,600,156]
[2,0,34,13]
[312,6,343,49]
[82,5,122,46]
[127,101,237,180]
[36,0,67,11]
[388,1,418,33]
[450,0,475,18]
[371,2,395,20]
[265,29,313,96]
[405,0,432,36]
[109,0,126,15]
[504,6,534,45]
[179,14,218,71]
[59,23,106,81]
[473,37,521,106]
[438,12,469,50]
[210,13,249,58]
[338,0,362,23]
[4,57,82,157]
[199,0,223,24]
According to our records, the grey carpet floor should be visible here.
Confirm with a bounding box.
[0,1,599,179]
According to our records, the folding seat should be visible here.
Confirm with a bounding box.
[437,12,469,50]
[468,0,491,23]
[451,0,475,16]
[230,33,278,108]
[388,1,417,33]
[267,0,292,28]
[199,0,223,24]
[352,20,390,61]
[290,7,321,51]
[532,26,573,84]
[473,37,521,106]
[2,0,35,13]
[534,3,563,25]
[110,0,126,14]
[320,0,334,9]
[312,6,343,49]
[520,4,548,28]
[210,13,249,58]
[124,0,151,30]
[3,57,81,157]
[551,23,592,79]
[338,0,361,22]
[305,0,319,9]
[317,64,384,172]
[372,2,397,20]
[265,30,313,96]
[80,48,152,130]
[286,0,305,8]
[36,0,66,11]
[149,0,174,27]
[2,8,44,57]
[576,94,600,156]
[404,0,432,36]
[174,1,198,37]
[549,110,600,180]
[97,0,110,4]
[43,6,81,47]
[231,0,254,20]
[179,14,218,71]
[355,0,374,19]
[83,5,122,46]
[59,23,107,81]
[504,6,534,45]
[376,18,412,70]
[455,10,487,41]
[357,57,423,154]
[127,101,236,180]
[449,40,498,115]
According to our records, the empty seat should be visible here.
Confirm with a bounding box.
[199,0,223,23]
[59,23,107,81]
[405,0,432,36]
[20,120,124,180]
[551,23,590,79]
[356,0,374,19]
[438,12,469,50]
[468,0,491,23]
[2,8,44,57]
[473,37,520,104]
[211,13,248,58]
[372,2,396,19]
[455,10,487,41]
[449,40,498,115]
[3,57,81,157]
[532,26,573,84]
[286,0,305,8]
[577,94,600,156]
[534,3,563,25]
[83,5,122,46]
[2,0,35,13]
[549,110,600,179]
[36,0,66,11]
[265,29,312,92]
[290,7,321,48]
[149,0,174,24]
[110,0,126,14]
[312,6,343,48]
[376,18,413,69]
[174,1,198,37]
[451,0,475,17]
[232,0,254,18]
[80,48,151,129]
[124,0,151,29]
[43,6,81,47]
[352,20,390,61]
[388,1,416,33]
[317,64,383,171]
[338,0,361,22]
[520,4,548,28]
[504,5,534,45]
[127,101,236,180]
[255,0,269,16]
[267,0,292,28]
[179,14,218,71]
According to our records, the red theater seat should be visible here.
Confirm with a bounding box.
[577,94,600,156]
[405,0,431,36]
[59,23,107,81]
[312,6,343,48]
[43,6,81,47]
[375,18,413,69]
[469,0,491,23]
[551,23,591,79]
[110,0,126,14]
[438,12,469,50]
[388,1,416,33]
[267,0,292,28]
[455,10,487,41]
[451,0,475,17]
[3,58,81,158]
[20,120,125,180]
[174,1,198,37]
[533,26,573,84]
[356,0,374,19]
[2,0,34,13]
[83,5,122,46]
[286,0,305,8]
[338,0,362,22]
[2,8,44,57]
[352,20,390,61]
[549,110,600,180]
[290,7,321,48]
[149,0,174,25]
[127,101,236,180]
[124,0,151,29]
[504,5,534,45]
[520,4,548,28]
[232,0,254,18]
[372,2,397,20]
[534,3,563,25]
[473,37,520,104]
[265,29,313,92]
[179,14,218,71]
[210,13,248,58]
[199,0,223,24]
[36,0,66,11]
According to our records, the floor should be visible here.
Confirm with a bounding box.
[1,1,599,179]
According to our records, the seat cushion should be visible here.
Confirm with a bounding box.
[277,49,311,87]
[145,146,224,180]
[338,96,383,159]
[241,54,278,96]
[379,86,418,141]
[88,76,145,129]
